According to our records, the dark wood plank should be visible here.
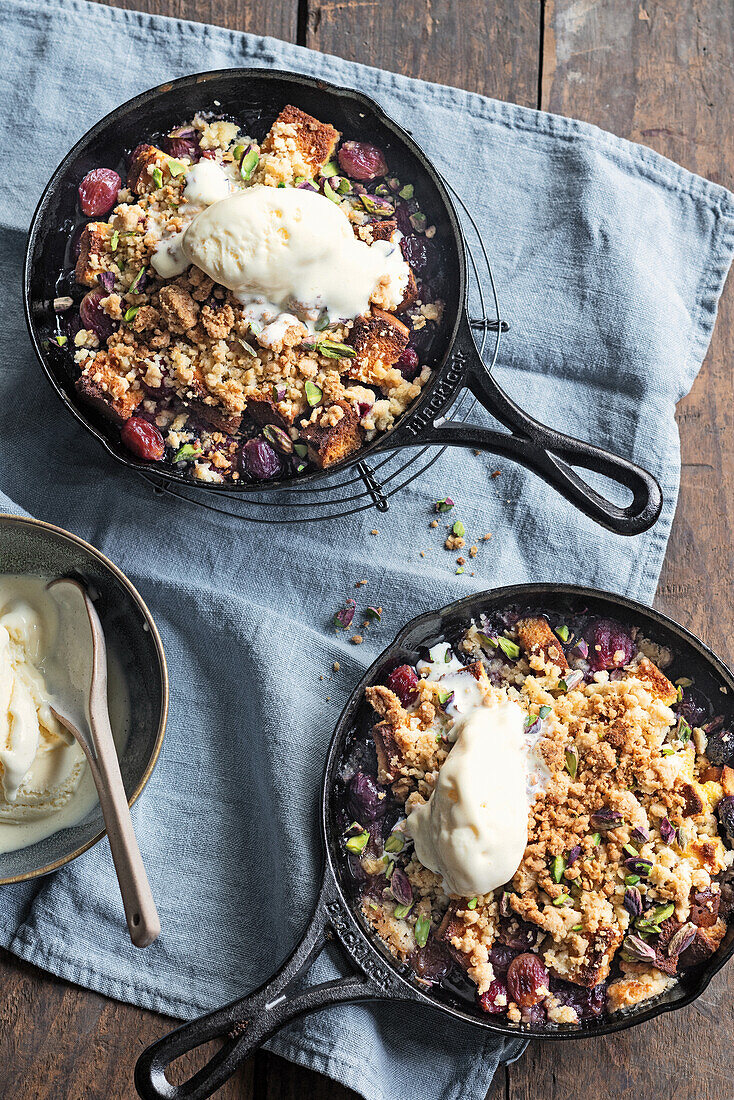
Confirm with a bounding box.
[92,0,297,41]
[305,0,540,106]
[504,4,734,1100]
[0,950,254,1099]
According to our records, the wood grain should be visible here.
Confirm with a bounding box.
[3,1,732,1098]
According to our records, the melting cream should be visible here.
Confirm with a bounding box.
[151,160,235,279]
[181,184,409,320]
[0,577,129,855]
[406,698,528,897]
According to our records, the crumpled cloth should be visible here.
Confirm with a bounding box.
[0,2,732,1098]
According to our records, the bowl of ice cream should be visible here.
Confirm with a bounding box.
[0,513,167,884]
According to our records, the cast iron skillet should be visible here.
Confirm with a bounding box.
[25,70,662,536]
[136,584,734,1100]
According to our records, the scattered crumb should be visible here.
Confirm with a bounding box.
[420,551,426,557]
[429,520,438,528]
[469,545,479,558]
[638,3,650,20]
[482,533,492,541]
[355,580,368,587]
[470,572,476,576]
[473,449,481,456]
[445,535,465,550]
[370,529,379,535]
[319,675,324,681]
[333,661,340,672]
[351,634,363,645]
[456,556,466,566]
[325,696,331,702]
[491,470,501,479]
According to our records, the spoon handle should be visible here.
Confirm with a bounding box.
[87,717,161,948]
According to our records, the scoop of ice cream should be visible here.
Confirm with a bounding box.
[405,699,529,897]
[0,599,84,820]
[181,184,409,319]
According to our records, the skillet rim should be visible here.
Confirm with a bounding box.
[320,582,734,1040]
[23,66,468,494]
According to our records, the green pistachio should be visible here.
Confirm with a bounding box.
[304,380,323,406]
[497,637,521,660]
[345,831,369,855]
[151,167,164,189]
[414,914,430,948]
[467,897,478,910]
[551,855,566,883]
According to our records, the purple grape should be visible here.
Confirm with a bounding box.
[348,771,388,824]
[164,135,201,162]
[676,688,711,729]
[717,796,734,845]
[400,234,431,275]
[396,346,420,380]
[584,619,636,672]
[241,438,282,480]
[338,140,387,181]
[79,288,116,341]
[395,203,415,236]
[410,940,451,982]
[489,942,520,975]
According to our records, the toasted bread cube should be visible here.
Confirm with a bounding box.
[302,400,363,468]
[516,617,569,672]
[630,655,677,706]
[572,925,623,987]
[680,781,705,817]
[679,918,726,967]
[246,393,297,431]
[360,219,398,243]
[182,366,242,435]
[127,143,172,195]
[347,309,410,384]
[398,268,419,312]
[75,222,113,287]
[76,351,143,424]
[256,105,339,185]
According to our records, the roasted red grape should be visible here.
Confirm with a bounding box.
[506,953,549,1007]
[478,978,509,1014]
[78,168,121,216]
[120,417,165,461]
[338,141,387,181]
[386,664,419,706]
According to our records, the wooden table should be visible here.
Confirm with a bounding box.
[3,1,732,1096]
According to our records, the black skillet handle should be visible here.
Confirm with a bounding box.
[399,313,663,536]
[134,890,382,1100]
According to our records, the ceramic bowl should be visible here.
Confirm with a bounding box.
[0,513,167,883]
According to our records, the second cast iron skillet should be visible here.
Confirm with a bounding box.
[25,70,662,535]
[135,584,734,1099]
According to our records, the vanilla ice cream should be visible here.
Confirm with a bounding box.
[0,576,129,854]
[405,698,529,897]
[180,184,410,320]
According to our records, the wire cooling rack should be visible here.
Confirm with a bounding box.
[138,181,507,524]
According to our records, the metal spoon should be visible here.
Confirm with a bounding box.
[47,578,160,948]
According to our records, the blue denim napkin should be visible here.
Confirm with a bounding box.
[1,1,733,1098]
